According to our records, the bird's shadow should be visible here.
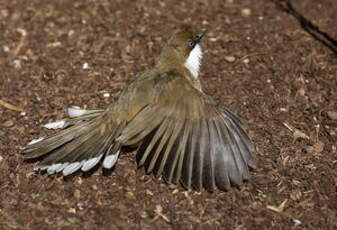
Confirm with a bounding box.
[271,0,337,55]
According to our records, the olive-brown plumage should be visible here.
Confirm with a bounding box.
[23,29,256,192]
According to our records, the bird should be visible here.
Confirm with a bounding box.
[23,29,257,192]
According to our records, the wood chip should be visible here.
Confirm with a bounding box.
[283,122,310,140]
[0,99,24,112]
[2,120,14,127]
[313,141,324,153]
[74,189,81,199]
[154,204,170,223]
[267,199,288,213]
[304,163,316,169]
[327,111,337,120]
[146,190,154,196]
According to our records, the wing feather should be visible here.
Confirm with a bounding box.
[139,118,170,167]
[147,119,174,173]
[163,120,188,183]
[156,120,184,176]
[119,73,256,191]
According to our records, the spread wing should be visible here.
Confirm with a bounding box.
[118,73,256,192]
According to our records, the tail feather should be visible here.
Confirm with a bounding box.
[24,120,96,159]
[38,124,103,165]
[24,108,105,159]
[41,109,104,130]
[23,109,122,176]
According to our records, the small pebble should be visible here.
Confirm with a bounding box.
[3,45,10,52]
[20,111,26,116]
[292,219,301,226]
[82,62,90,70]
[209,37,217,42]
[103,93,110,98]
[77,203,85,211]
[243,58,250,64]
[241,8,252,17]
[16,28,27,36]
[13,59,22,69]
[224,56,236,62]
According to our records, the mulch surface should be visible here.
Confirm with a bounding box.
[1,0,337,229]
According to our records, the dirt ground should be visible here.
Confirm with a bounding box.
[1,0,337,229]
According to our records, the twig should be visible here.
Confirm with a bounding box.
[271,0,337,55]
[0,99,24,112]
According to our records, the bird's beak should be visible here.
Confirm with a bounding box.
[195,30,207,43]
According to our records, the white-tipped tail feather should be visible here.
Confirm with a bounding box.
[34,152,120,176]
[68,107,90,118]
[81,154,103,172]
[103,151,120,169]
[46,163,64,174]
[28,137,45,145]
[43,120,67,129]
[62,161,85,176]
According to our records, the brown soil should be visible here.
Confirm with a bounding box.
[1,0,337,229]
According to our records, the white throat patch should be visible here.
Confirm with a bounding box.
[184,44,202,78]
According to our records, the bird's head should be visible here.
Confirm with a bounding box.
[157,29,207,78]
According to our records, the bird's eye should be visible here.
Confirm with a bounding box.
[188,40,196,48]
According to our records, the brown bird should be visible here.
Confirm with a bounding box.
[23,29,256,192]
